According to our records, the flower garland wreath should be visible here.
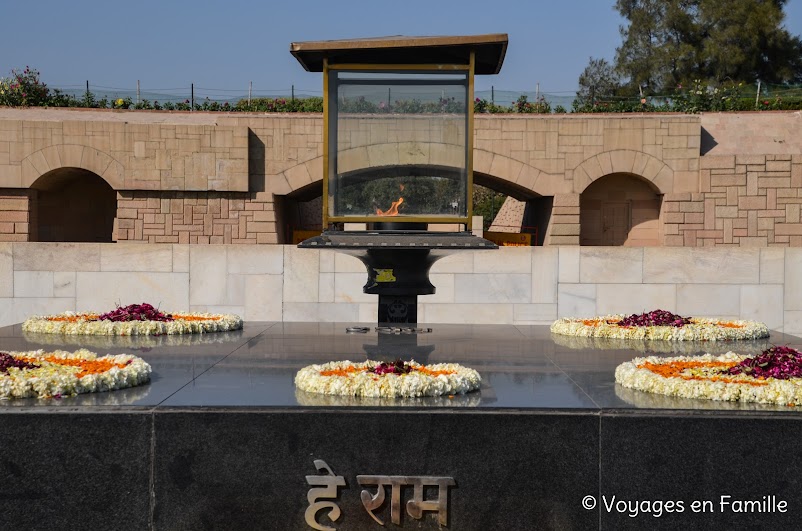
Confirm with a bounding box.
[615,346,802,406]
[22,303,243,336]
[551,309,769,341]
[0,348,151,400]
[294,359,481,398]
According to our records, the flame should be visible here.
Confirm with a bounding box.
[377,197,404,216]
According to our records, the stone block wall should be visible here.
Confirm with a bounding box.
[218,115,323,196]
[114,191,276,244]
[0,189,33,241]
[0,115,249,191]
[547,194,580,245]
[2,109,802,248]
[664,154,802,246]
[1,243,800,336]
[473,114,699,196]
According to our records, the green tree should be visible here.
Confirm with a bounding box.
[613,0,802,93]
[472,184,506,231]
[615,0,702,93]
[576,57,622,104]
[698,0,802,84]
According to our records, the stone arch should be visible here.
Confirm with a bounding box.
[272,149,557,239]
[21,145,124,189]
[472,149,554,197]
[337,142,466,175]
[579,173,663,246]
[30,167,118,242]
[573,150,673,194]
[274,148,560,198]
[274,156,322,196]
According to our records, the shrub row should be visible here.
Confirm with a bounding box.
[2,69,800,114]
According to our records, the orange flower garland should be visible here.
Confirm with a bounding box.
[295,360,480,398]
[616,350,802,406]
[23,307,242,336]
[552,312,769,341]
[1,349,151,400]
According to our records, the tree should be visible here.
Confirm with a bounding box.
[472,184,506,231]
[614,0,703,93]
[613,0,802,93]
[698,0,802,84]
[576,57,622,104]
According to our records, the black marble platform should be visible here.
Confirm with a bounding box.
[2,322,802,530]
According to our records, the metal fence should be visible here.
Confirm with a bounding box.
[47,82,577,108]
[32,80,802,111]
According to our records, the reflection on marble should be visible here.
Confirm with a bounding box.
[21,328,248,350]
[551,332,773,356]
[613,383,797,412]
[0,322,800,412]
[293,388,486,407]
[0,381,152,408]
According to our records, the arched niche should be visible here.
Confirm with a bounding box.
[31,168,117,242]
[580,173,662,246]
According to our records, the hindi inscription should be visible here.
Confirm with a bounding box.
[305,460,455,529]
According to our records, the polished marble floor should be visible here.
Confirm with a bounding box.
[1,321,801,413]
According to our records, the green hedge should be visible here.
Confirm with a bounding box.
[3,69,801,114]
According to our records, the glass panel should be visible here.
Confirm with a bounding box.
[329,70,468,220]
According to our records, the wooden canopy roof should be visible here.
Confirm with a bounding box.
[290,34,508,75]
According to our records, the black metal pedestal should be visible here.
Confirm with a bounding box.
[298,230,497,324]
[362,326,436,363]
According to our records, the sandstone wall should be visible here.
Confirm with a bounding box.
[0,108,801,248]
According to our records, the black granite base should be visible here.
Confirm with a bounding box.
[600,412,802,530]
[152,411,597,530]
[0,412,152,531]
[1,323,802,530]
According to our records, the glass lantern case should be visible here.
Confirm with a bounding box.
[291,34,507,231]
[326,68,471,226]
[291,35,507,323]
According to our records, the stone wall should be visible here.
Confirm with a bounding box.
[1,243,799,335]
[0,189,33,241]
[336,114,466,173]
[114,191,277,244]
[663,154,802,246]
[1,108,802,248]
[0,114,248,191]
[473,114,698,196]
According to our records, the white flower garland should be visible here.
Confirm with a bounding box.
[551,333,771,356]
[0,349,151,400]
[551,315,769,341]
[22,311,243,336]
[615,353,802,406]
[294,360,481,398]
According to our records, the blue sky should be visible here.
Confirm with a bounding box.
[2,0,801,101]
